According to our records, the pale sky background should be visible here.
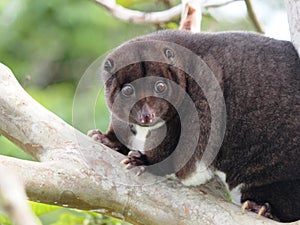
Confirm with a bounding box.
[1,0,291,41]
[206,0,290,40]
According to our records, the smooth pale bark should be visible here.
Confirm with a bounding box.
[94,0,181,24]
[0,167,38,225]
[179,0,202,32]
[285,0,300,55]
[1,63,297,225]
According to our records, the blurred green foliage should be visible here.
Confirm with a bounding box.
[0,0,155,223]
[30,201,130,225]
[0,202,130,225]
[0,0,156,86]
[0,0,259,224]
[0,0,157,159]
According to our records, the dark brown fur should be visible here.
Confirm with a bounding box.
[89,30,300,222]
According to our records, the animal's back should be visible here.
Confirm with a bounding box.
[143,30,300,181]
[103,30,300,221]
[142,30,300,221]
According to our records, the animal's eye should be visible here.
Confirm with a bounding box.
[164,48,174,59]
[154,81,167,93]
[121,84,134,97]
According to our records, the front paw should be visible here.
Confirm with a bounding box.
[242,200,274,219]
[87,129,121,151]
[121,150,147,176]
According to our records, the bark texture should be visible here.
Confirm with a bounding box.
[285,0,300,54]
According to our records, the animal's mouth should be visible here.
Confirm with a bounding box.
[135,116,158,127]
[130,113,164,127]
[139,112,155,125]
[133,119,166,132]
[130,101,160,127]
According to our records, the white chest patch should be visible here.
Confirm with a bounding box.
[181,162,214,186]
[130,125,150,152]
[129,122,165,153]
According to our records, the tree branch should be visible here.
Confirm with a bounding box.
[284,0,300,55]
[0,166,38,225]
[179,0,202,32]
[93,0,264,36]
[244,0,264,34]
[0,62,298,225]
[204,0,242,9]
[93,0,182,24]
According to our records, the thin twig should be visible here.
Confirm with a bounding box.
[244,0,264,33]
[204,0,242,9]
[0,167,38,225]
[284,0,300,54]
[94,0,182,24]
[179,0,202,32]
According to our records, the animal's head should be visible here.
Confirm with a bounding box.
[101,37,206,127]
[103,59,187,126]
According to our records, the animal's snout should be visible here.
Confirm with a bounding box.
[139,103,155,124]
[140,112,155,124]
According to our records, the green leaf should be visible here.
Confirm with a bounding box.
[0,212,13,225]
[50,213,86,225]
[30,202,61,217]
[0,135,34,160]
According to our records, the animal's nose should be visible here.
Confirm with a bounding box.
[139,103,155,124]
[140,112,155,124]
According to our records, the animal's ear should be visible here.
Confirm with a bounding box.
[102,58,116,85]
[163,48,175,60]
[104,58,114,72]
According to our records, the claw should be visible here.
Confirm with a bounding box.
[120,150,146,175]
[87,129,100,137]
[241,200,272,219]
[121,158,130,164]
[128,150,142,158]
[125,163,135,170]
[242,200,249,214]
[135,166,146,176]
[257,205,266,218]
[123,163,146,176]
